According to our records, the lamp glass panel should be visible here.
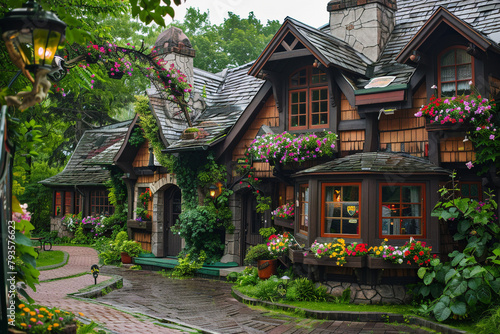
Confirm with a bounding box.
[33,29,60,66]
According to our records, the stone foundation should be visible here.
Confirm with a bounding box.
[320,281,411,304]
[50,217,73,238]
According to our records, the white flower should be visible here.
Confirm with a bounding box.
[431,85,437,89]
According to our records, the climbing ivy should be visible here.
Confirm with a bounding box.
[134,95,175,171]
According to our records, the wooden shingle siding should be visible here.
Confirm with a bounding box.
[489,75,500,97]
[133,141,150,168]
[340,93,360,120]
[137,172,169,184]
[439,137,475,163]
[340,130,365,154]
[378,83,428,157]
[232,95,279,163]
[133,231,151,252]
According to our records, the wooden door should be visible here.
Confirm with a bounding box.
[164,186,182,257]
[240,192,264,264]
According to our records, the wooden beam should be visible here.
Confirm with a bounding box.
[363,113,378,152]
[269,49,311,61]
[338,119,366,131]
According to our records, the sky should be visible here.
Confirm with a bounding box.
[170,0,330,28]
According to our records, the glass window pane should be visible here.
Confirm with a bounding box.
[299,91,307,101]
[402,186,421,202]
[320,89,327,99]
[320,101,328,111]
[382,186,399,202]
[457,64,472,80]
[299,104,306,113]
[299,115,306,125]
[456,49,471,64]
[320,114,328,124]
[325,203,335,217]
[312,114,319,125]
[329,219,340,233]
[291,116,298,127]
[291,104,298,114]
[441,82,456,96]
[401,219,420,234]
[470,184,478,198]
[441,67,455,81]
[403,204,421,217]
[312,90,319,100]
[333,204,341,217]
[342,202,359,218]
[312,102,319,113]
[343,186,359,201]
[457,81,471,95]
[291,92,298,103]
[342,219,358,234]
[461,184,470,197]
[441,50,455,66]
[325,186,333,202]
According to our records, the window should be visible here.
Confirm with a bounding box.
[289,66,329,130]
[439,47,473,97]
[64,192,73,215]
[380,184,425,238]
[459,182,481,201]
[90,190,114,215]
[75,192,81,214]
[298,184,309,233]
[321,183,360,237]
[54,192,61,216]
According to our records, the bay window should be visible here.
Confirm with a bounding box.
[380,183,425,238]
[438,47,473,97]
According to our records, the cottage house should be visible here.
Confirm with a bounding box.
[41,121,132,237]
[45,1,500,286]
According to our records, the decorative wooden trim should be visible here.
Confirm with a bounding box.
[338,119,366,131]
[355,90,405,105]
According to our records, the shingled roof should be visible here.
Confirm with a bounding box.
[293,152,450,176]
[363,0,500,88]
[159,63,266,152]
[40,121,132,187]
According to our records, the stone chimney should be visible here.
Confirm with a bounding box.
[153,27,196,88]
[327,0,396,62]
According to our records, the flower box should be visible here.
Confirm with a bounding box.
[288,248,304,263]
[127,219,152,231]
[367,256,419,269]
[424,120,473,132]
[303,254,366,268]
[273,217,294,228]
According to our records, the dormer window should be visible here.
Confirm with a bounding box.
[289,66,329,130]
[438,47,473,97]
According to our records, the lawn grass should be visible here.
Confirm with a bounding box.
[36,250,65,267]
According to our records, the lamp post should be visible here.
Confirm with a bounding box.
[0,2,66,332]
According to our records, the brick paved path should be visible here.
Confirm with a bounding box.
[30,246,188,333]
[99,266,433,334]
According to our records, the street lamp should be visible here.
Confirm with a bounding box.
[209,184,217,199]
[0,0,67,110]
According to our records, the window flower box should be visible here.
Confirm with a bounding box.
[367,256,419,269]
[273,217,294,228]
[303,253,366,268]
[288,248,304,263]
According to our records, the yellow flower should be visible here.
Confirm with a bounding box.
[376,251,380,255]
[78,312,85,317]
[53,323,60,328]
[20,323,27,327]
[30,311,36,316]
[379,246,383,251]
[55,310,61,313]
[30,318,36,323]
[23,307,30,313]
[19,304,25,309]
[38,314,44,318]
[384,238,388,242]
[40,307,47,312]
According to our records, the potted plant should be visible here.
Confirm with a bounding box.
[271,203,295,228]
[244,244,277,280]
[120,240,143,264]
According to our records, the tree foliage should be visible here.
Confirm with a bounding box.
[172,8,280,72]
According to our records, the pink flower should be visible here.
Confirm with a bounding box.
[466,161,474,169]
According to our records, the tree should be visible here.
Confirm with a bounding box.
[172,8,280,72]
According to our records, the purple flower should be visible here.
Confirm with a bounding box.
[490,134,495,140]
[466,161,474,169]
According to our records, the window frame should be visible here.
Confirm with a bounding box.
[378,183,426,239]
[90,190,114,216]
[288,66,329,130]
[298,183,309,235]
[438,46,474,98]
[321,182,361,238]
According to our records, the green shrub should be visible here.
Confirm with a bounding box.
[98,231,130,265]
[290,277,316,301]
[253,276,281,302]
[172,251,207,277]
[244,244,274,265]
[235,267,259,286]
[71,225,90,244]
[120,240,143,257]
[476,304,500,333]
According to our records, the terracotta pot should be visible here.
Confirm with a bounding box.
[257,259,277,280]
[121,252,132,264]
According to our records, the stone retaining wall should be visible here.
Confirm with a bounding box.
[321,281,411,304]
[50,217,73,238]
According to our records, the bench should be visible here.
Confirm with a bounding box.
[30,237,52,252]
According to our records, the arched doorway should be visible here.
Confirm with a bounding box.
[163,186,182,256]
[240,191,264,264]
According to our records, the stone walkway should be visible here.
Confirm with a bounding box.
[29,246,435,334]
[99,266,433,334]
[30,246,189,333]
